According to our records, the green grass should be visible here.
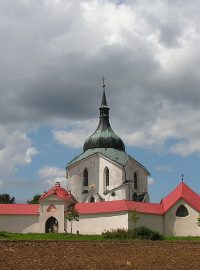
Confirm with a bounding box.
[1,231,200,241]
[0,232,103,241]
[164,236,200,241]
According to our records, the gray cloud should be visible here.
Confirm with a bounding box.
[0,0,200,156]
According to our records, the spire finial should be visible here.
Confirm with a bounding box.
[181,174,184,182]
[102,76,106,90]
[101,76,108,107]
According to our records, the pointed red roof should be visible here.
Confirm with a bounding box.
[162,182,200,212]
[39,182,72,202]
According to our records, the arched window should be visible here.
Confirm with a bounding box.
[83,168,88,186]
[134,172,138,189]
[90,196,95,203]
[106,167,109,187]
[176,205,189,217]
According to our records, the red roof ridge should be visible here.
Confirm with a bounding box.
[162,181,200,212]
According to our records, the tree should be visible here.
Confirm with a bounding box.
[129,210,139,229]
[65,204,79,234]
[27,194,41,204]
[0,193,16,204]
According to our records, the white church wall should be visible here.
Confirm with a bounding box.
[128,213,164,234]
[39,195,66,233]
[68,211,128,235]
[0,215,39,233]
[99,155,125,200]
[104,185,127,201]
[67,155,99,202]
[125,158,149,199]
[164,199,200,236]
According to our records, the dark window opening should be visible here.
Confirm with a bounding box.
[132,192,138,202]
[82,190,88,194]
[90,196,95,203]
[176,205,189,217]
[105,167,109,188]
[134,172,138,189]
[83,169,88,186]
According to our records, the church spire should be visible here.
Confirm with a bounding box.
[100,77,109,118]
[101,77,108,107]
[83,80,125,152]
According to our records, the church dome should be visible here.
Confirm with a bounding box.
[39,182,71,201]
[83,87,125,152]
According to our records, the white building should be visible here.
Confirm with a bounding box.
[66,88,149,204]
[0,88,200,236]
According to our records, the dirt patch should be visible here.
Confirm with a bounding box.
[0,241,200,270]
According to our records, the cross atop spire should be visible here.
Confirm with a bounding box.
[102,76,106,89]
[101,76,108,107]
[182,174,184,182]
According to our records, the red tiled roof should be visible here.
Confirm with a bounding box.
[76,200,163,215]
[0,204,39,215]
[0,182,199,216]
[125,200,163,214]
[162,182,200,212]
[39,183,71,202]
[76,182,200,215]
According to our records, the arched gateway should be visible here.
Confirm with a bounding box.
[45,217,59,233]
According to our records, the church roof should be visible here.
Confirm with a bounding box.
[162,181,200,212]
[76,182,200,215]
[83,89,125,152]
[76,200,162,215]
[0,182,199,216]
[67,148,129,167]
[39,182,72,202]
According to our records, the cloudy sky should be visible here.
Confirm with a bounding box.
[1,0,200,202]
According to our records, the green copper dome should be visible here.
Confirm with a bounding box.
[83,88,125,152]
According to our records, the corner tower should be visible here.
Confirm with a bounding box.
[66,83,150,203]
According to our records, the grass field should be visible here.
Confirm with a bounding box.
[1,231,200,241]
[0,231,103,241]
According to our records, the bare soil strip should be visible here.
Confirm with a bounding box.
[0,241,200,270]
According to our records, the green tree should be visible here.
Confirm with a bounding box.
[0,193,16,204]
[27,194,41,204]
[129,210,139,229]
[65,204,79,234]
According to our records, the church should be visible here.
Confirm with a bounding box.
[0,86,200,236]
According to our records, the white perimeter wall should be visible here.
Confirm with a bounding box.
[0,215,39,233]
[66,211,128,235]
[128,213,164,234]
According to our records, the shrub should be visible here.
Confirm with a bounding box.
[102,228,129,239]
[102,226,163,241]
[133,226,163,240]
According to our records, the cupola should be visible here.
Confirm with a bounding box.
[83,82,125,152]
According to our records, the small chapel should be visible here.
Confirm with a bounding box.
[0,85,200,236]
